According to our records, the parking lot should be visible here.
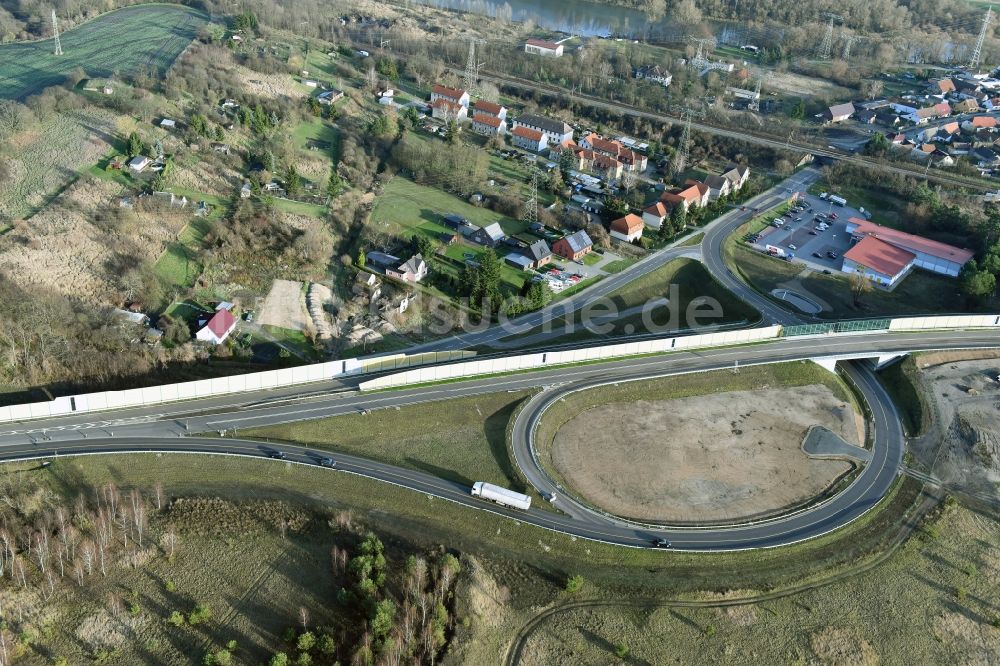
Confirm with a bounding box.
[749,192,868,272]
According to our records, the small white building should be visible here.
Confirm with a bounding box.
[160,118,176,129]
[525,38,564,57]
[128,156,151,173]
[195,308,238,345]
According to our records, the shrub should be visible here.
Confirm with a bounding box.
[705,624,717,637]
[614,642,630,659]
[168,611,186,627]
[564,574,584,594]
[188,603,213,626]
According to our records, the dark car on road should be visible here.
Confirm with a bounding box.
[269,451,287,460]
[318,457,336,468]
[652,538,672,548]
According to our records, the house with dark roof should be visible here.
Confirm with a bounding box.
[387,254,428,283]
[195,308,237,345]
[704,174,730,200]
[511,114,574,147]
[634,64,672,87]
[552,230,593,261]
[365,251,402,270]
[526,239,552,268]
[470,222,506,248]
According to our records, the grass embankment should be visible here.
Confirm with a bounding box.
[723,223,970,318]
[242,391,532,493]
[496,258,760,347]
[532,361,860,494]
[877,356,930,436]
[510,499,998,666]
[38,452,927,597]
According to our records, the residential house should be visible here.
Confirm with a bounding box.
[511,114,574,148]
[722,164,751,194]
[587,152,624,181]
[972,147,1000,167]
[928,78,956,96]
[857,109,878,125]
[431,84,470,108]
[195,308,237,345]
[610,214,645,242]
[471,222,506,248]
[471,112,506,136]
[386,254,428,283]
[634,64,672,87]
[962,115,998,131]
[683,179,711,207]
[474,100,507,121]
[935,122,961,142]
[642,201,671,229]
[825,102,855,123]
[578,133,648,172]
[857,99,890,112]
[845,218,973,277]
[526,240,552,268]
[948,141,973,156]
[661,182,705,211]
[910,143,937,160]
[510,125,548,152]
[128,156,151,172]
[953,98,979,114]
[524,38,564,57]
[552,230,593,261]
[317,88,344,105]
[704,174,731,201]
[431,98,468,122]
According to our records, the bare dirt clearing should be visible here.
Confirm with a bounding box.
[913,358,1000,498]
[551,385,860,522]
[257,279,309,331]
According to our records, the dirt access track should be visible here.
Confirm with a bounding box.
[551,385,863,523]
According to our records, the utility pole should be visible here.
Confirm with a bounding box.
[522,168,538,226]
[464,40,484,96]
[748,73,762,113]
[969,5,994,71]
[842,34,859,61]
[671,109,698,176]
[51,9,63,56]
[816,14,839,60]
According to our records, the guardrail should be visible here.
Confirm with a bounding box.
[0,351,473,424]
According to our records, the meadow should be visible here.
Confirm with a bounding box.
[0,5,207,100]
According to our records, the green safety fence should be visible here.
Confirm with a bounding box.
[781,319,891,337]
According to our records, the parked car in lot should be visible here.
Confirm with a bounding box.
[812,252,822,258]
[827,251,839,259]
[788,244,797,251]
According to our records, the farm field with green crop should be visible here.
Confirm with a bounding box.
[0,5,208,100]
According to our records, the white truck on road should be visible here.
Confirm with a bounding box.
[471,482,532,510]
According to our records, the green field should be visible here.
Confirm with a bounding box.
[242,390,534,495]
[0,5,207,99]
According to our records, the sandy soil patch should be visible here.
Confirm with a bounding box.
[809,626,879,666]
[0,178,187,304]
[551,385,859,522]
[913,359,1000,497]
[257,279,309,331]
